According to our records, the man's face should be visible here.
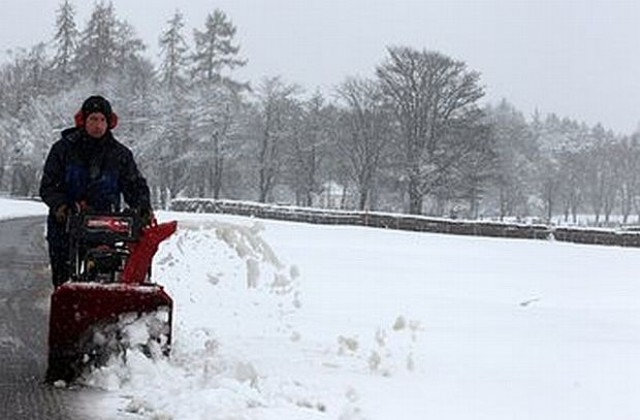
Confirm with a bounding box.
[85,112,108,139]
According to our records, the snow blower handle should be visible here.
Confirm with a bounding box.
[139,207,156,227]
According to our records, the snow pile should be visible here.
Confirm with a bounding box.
[82,215,425,419]
[85,217,317,419]
[0,197,46,220]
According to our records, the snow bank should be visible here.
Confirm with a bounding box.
[0,197,47,220]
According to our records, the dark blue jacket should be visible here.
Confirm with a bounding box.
[40,127,151,215]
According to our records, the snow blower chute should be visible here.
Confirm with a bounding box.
[46,210,177,383]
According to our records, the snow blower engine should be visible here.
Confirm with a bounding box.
[46,209,177,383]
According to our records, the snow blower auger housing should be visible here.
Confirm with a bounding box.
[46,210,177,383]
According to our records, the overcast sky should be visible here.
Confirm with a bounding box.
[2,0,640,134]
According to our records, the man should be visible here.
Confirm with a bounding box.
[39,95,153,287]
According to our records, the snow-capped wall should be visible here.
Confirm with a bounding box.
[170,198,640,248]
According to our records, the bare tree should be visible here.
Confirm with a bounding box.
[453,122,496,219]
[188,84,241,198]
[336,77,392,210]
[376,46,485,214]
[618,135,640,223]
[578,125,618,225]
[0,44,51,115]
[287,92,334,207]
[252,77,300,203]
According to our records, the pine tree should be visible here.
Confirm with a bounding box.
[190,9,246,89]
[484,100,537,220]
[158,10,189,96]
[113,20,146,70]
[154,11,192,205]
[75,1,119,85]
[288,93,335,207]
[187,9,247,198]
[50,0,79,85]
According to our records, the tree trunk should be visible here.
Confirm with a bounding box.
[408,181,423,215]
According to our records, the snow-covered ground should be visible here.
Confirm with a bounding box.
[2,197,640,419]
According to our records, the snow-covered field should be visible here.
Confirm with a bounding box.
[2,197,640,419]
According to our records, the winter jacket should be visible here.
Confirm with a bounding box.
[39,127,151,214]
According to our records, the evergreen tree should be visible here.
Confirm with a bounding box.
[75,1,119,85]
[185,9,248,198]
[485,100,538,220]
[50,0,79,85]
[158,10,189,96]
[190,9,246,89]
[113,20,147,71]
[153,10,192,205]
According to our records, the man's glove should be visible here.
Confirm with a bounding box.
[139,207,154,227]
[54,204,69,224]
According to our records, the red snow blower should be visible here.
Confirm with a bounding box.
[46,209,177,383]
